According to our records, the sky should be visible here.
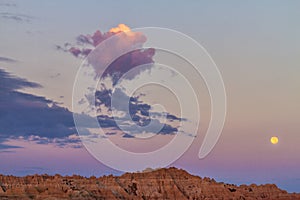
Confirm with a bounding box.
[0,0,300,192]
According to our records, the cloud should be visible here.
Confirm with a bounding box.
[0,56,17,63]
[97,115,118,128]
[58,24,155,85]
[0,137,22,151]
[0,144,21,150]
[0,69,82,149]
[93,87,183,137]
[0,142,22,151]
[123,133,135,138]
[0,12,34,23]
[50,73,61,79]
[25,134,82,148]
[75,84,182,137]
[99,48,155,85]
[0,68,41,90]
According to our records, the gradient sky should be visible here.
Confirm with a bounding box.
[0,0,300,192]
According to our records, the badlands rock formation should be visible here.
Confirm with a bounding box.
[0,167,299,200]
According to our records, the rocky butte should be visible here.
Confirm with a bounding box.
[0,167,299,200]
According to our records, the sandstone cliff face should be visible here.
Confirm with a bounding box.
[0,167,299,200]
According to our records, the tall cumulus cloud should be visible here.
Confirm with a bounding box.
[58,24,155,85]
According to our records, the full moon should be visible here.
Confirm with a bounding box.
[270,136,279,144]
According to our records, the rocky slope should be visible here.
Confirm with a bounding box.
[0,167,299,200]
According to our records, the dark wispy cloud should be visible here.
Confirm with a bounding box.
[93,87,183,137]
[50,73,61,79]
[0,135,23,152]
[0,68,41,90]
[0,56,17,63]
[0,138,22,151]
[0,143,21,150]
[0,12,34,23]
